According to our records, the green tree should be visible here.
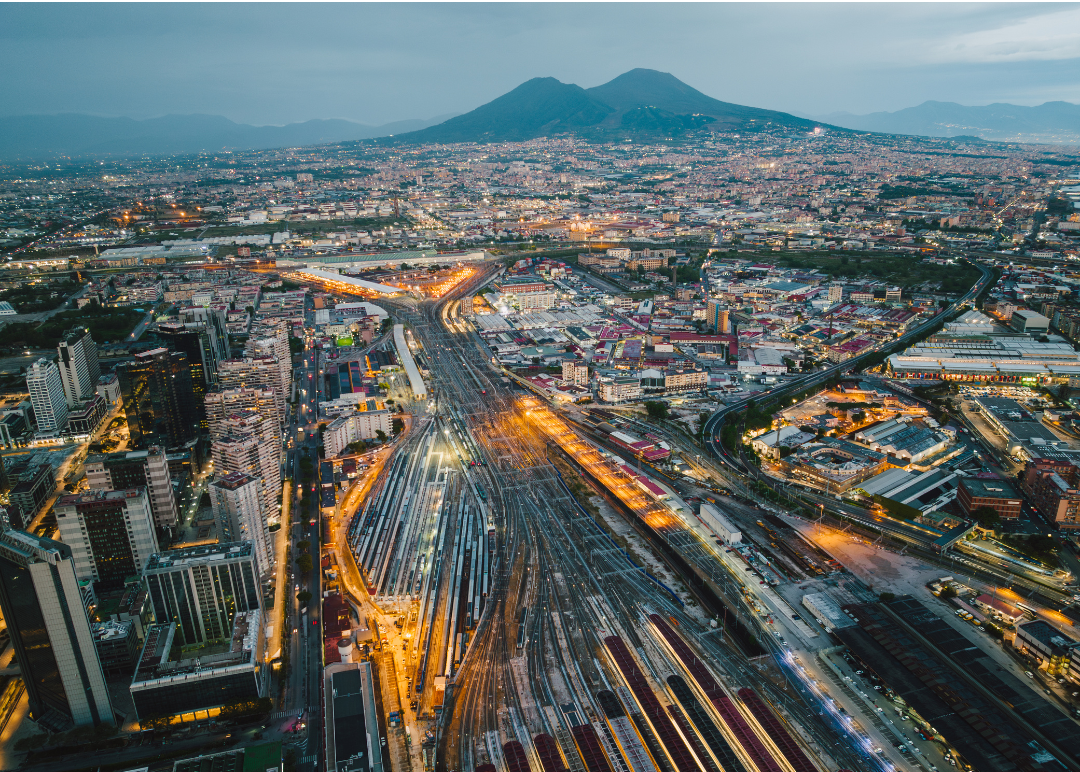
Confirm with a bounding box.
[375,429,388,442]
[297,590,312,604]
[970,505,1000,528]
[296,554,313,574]
[297,540,311,553]
[644,401,669,421]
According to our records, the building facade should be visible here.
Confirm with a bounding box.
[0,527,114,729]
[54,489,158,587]
[209,473,271,577]
[84,446,180,530]
[143,542,262,646]
[1021,458,1080,532]
[57,326,101,408]
[956,477,1022,521]
[27,357,69,434]
[116,347,199,448]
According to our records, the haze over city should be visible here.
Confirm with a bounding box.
[3,3,1080,124]
[0,5,1079,772]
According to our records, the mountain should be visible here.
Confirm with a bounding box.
[387,77,616,144]
[813,101,1080,144]
[0,112,454,160]
[396,68,819,144]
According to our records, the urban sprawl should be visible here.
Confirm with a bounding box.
[0,129,1078,772]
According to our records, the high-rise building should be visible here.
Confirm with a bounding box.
[205,387,283,434]
[157,318,228,400]
[57,326,101,408]
[245,320,291,398]
[212,428,281,524]
[0,527,114,729]
[27,357,69,434]
[54,489,158,587]
[116,347,198,448]
[828,283,844,303]
[6,458,56,531]
[217,357,287,418]
[143,542,262,646]
[209,473,271,577]
[84,446,180,530]
[706,299,730,334]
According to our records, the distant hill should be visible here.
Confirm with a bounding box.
[0,113,454,160]
[813,101,1080,144]
[397,68,820,144]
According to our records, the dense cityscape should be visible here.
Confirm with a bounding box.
[2,44,1080,772]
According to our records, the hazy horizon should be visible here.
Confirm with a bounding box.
[3,3,1079,126]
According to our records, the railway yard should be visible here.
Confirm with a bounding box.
[321,258,1080,772]
[331,266,901,772]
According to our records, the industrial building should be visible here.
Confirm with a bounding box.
[779,437,888,493]
[393,324,427,399]
[837,597,1080,772]
[801,592,855,632]
[324,661,384,772]
[855,467,960,513]
[291,268,402,296]
[697,503,741,544]
[956,477,1023,521]
[887,335,1080,383]
[852,418,949,463]
[1014,620,1080,682]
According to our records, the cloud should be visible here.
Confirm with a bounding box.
[930,6,1080,63]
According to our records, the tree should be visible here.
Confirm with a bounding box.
[297,590,312,604]
[644,401,669,421]
[296,554,313,574]
[375,429,388,443]
[878,592,896,602]
[297,540,311,553]
[970,505,1000,528]
[392,417,405,435]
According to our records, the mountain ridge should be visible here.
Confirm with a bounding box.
[394,68,821,144]
[812,100,1080,143]
[0,112,455,160]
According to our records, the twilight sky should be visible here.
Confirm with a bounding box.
[2,3,1079,125]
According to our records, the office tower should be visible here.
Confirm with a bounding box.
[55,489,158,586]
[157,318,227,392]
[0,526,114,729]
[209,473,271,576]
[27,357,69,434]
[6,459,57,531]
[115,347,198,448]
[211,411,281,523]
[57,326,101,408]
[143,542,262,646]
[706,299,730,334]
[217,357,287,418]
[84,446,180,530]
[205,387,283,433]
[828,283,844,303]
